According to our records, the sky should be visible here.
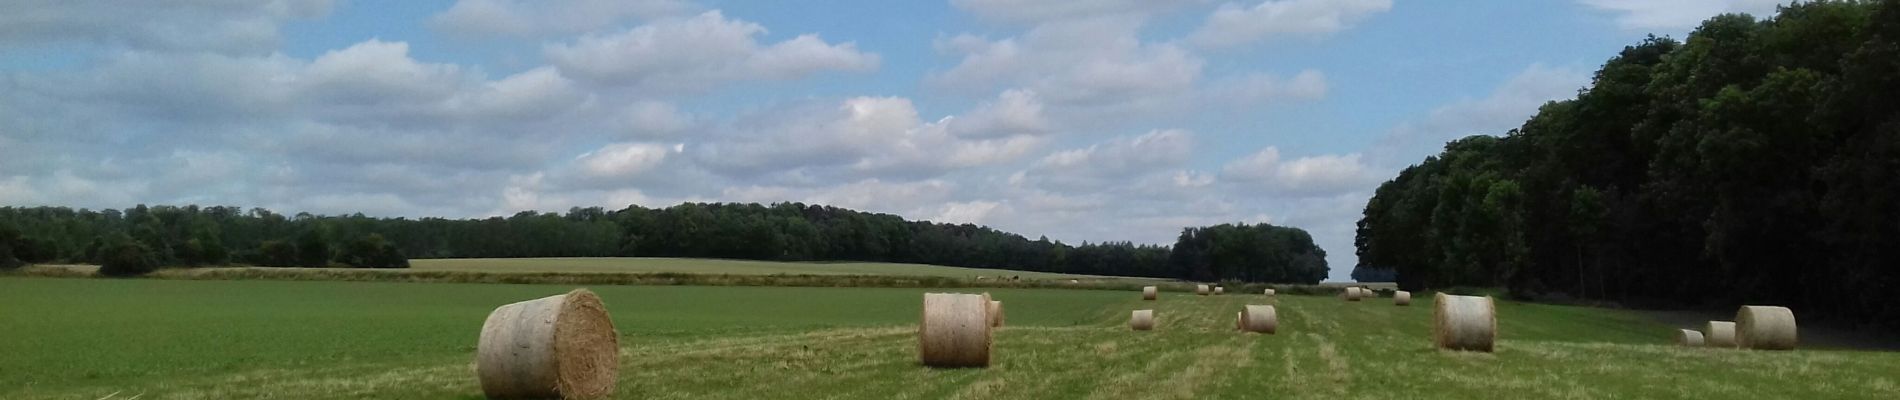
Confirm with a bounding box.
[0,0,1791,281]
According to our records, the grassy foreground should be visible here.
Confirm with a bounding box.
[2,277,1896,399]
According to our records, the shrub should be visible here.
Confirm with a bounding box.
[295,229,330,267]
[338,233,409,269]
[0,224,20,270]
[14,236,58,264]
[98,241,160,277]
[0,244,20,271]
[256,240,298,267]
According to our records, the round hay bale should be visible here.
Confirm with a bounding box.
[1677,328,1705,347]
[919,293,993,368]
[1432,293,1496,352]
[1142,286,1158,301]
[988,300,1005,328]
[1263,288,1276,296]
[1214,286,1225,295]
[1343,287,1363,301]
[1704,321,1737,348]
[1240,305,1278,334]
[1393,290,1412,306]
[1196,284,1211,296]
[1361,287,1378,298]
[1130,309,1156,331]
[1736,306,1797,350]
[477,288,619,400]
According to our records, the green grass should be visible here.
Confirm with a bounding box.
[2,277,1896,399]
[408,257,1152,280]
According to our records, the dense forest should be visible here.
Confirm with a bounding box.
[1355,0,1900,327]
[0,202,1329,283]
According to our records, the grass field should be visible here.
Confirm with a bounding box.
[408,257,1153,280]
[3,277,1897,399]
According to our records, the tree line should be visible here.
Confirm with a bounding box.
[1354,0,1900,327]
[0,202,1329,283]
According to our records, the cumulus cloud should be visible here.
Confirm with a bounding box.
[612,101,697,138]
[0,37,633,216]
[1578,0,1787,31]
[932,201,1005,225]
[1369,64,1589,166]
[545,11,879,91]
[1187,0,1393,48]
[1205,69,1328,105]
[949,0,1199,23]
[931,16,1204,121]
[947,89,1054,138]
[0,0,333,53]
[500,172,684,215]
[298,40,470,109]
[1221,147,1381,197]
[692,96,1046,181]
[576,142,680,179]
[430,0,693,37]
[1015,129,1195,189]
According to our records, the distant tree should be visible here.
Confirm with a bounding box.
[1354,1,1900,326]
[82,237,108,264]
[1170,223,1328,284]
[1350,266,1397,282]
[14,236,58,264]
[0,242,18,271]
[257,240,298,267]
[294,229,330,267]
[0,223,21,270]
[98,241,159,277]
[339,233,408,269]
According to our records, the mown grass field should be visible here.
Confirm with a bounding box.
[408,257,1153,280]
[3,277,1896,399]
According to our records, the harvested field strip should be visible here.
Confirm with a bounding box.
[4,277,1900,399]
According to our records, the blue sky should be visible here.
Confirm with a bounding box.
[0,0,1788,281]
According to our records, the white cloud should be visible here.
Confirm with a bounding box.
[693,96,1046,181]
[1578,0,1786,31]
[932,201,1004,225]
[1187,0,1393,48]
[949,0,1198,23]
[0,0,333,53]
[545,11,879,91]
[613,101,697,138]
[932,17,1205,122]
[576,142,678,179]
[1206,69,1329,104]
[0,36,658,219]
[299,40,468,105]
[1173,170,1216,188]
[455,67,588,122]
[1221,147,1381,197]
[430,0,693,37]
[1017,129,1195,189]
[1369,64,1589,166]
[947,89,1054,138]
[499,172,682,215]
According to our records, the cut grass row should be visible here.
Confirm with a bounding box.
[4,276,1897,399]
